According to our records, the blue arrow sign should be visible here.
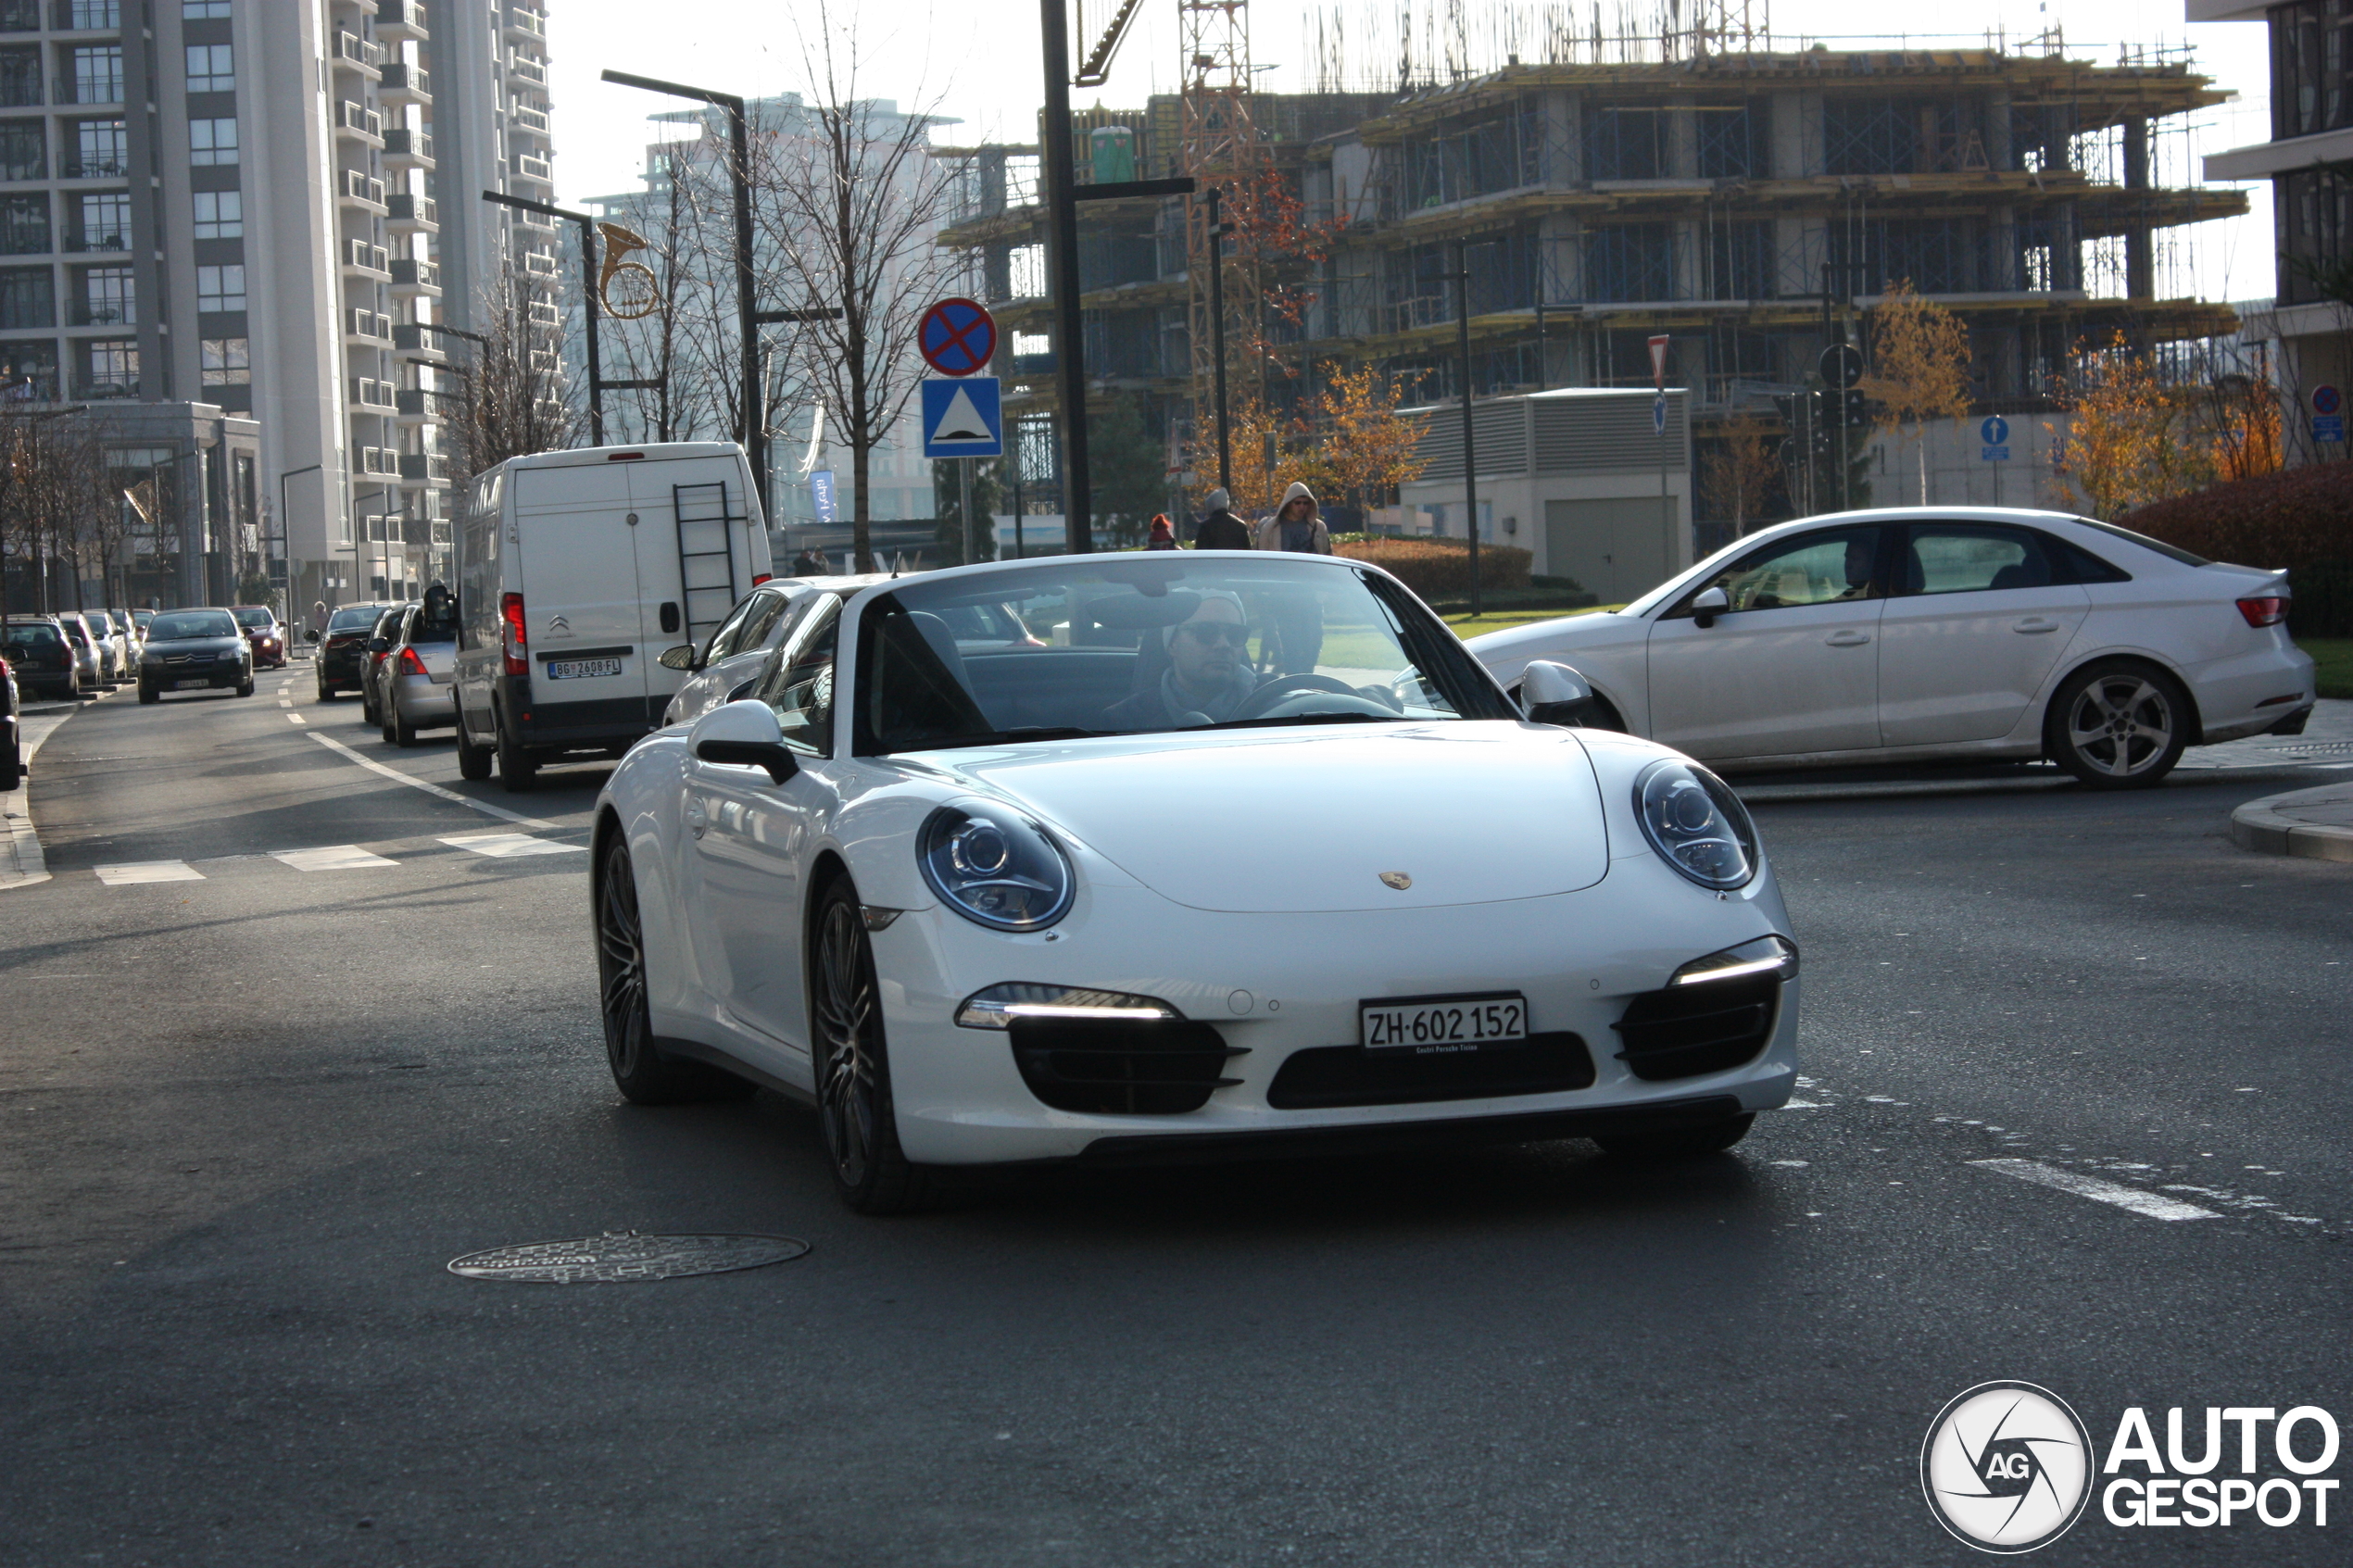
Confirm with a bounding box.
[921,375,1003,458]
[1981,415,2008,445]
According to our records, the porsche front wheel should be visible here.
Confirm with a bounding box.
[812,880,937,1215]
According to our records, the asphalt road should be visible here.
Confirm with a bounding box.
[2,671,2347,1566]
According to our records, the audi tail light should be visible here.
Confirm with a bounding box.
[396,646,429,677]
[2236,597,2288,629]
[499,592,528,675]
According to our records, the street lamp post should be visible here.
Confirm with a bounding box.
[1449,238,1482,617]
[601,69,761,486]
[277,461,322,614]
[481,190,610,444]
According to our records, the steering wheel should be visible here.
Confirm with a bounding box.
[1231,672,1372,721]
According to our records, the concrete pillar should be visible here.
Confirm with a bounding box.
[1667,97,1698,179]
[2123,118,2154,299]
[1770,92,1817,179]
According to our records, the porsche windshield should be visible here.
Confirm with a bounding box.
[858,556,1515,754]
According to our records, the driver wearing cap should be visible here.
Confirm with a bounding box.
[1099,592,1263,731]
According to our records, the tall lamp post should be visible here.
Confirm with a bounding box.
[480,189,618,444]
[277,461,321,616]
[601,69,761,485]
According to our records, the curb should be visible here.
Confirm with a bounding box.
[2230,784,2353,864]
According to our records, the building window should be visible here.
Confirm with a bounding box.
[0,265,50,328]
[1584,107,1665,182]
[69,1,121,25]
[76,263,132,324]
[0,44,38,108]
[71,190,129,249]
[0,118,40,180]
[2272,0,2353,139]
[182,0,231,15]
[200,336,247,385]
[191,189,240,238]
[1585,224,1677,304]
[1825,98,1919,176]
[185,44,233,94]
[0,0,33,31]
[69,119,126,177]
[195,262,242,311]
[0,337,55,399]
[69,46,122,106]
[78,337,135,396]
[0,192,46,254]
[2281,167,2353,303]
[189,116,236,166]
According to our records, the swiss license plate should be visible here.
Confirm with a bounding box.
[1361,992,1529,1053]
[546,657,622,681]
[174,678,210,690]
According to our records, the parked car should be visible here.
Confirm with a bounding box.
[311,601,402,700]
[57,613,103,692]
[231,605,289,669]
[1470,507,2318,789]
[80,610,130,685]
[372,592,460,746]
[0,646,19,789]
[452,441,774,790]
[658,574,895,729]
[591,552,1798,1214]
[0,617,78,701]
[132,608,155,640]
[136,608,255,701]
[100,608,140,665]
[356,603,415,728]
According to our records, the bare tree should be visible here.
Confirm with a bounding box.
[446,266,583,483]
[755,12,959,570]
[598,150,743,445]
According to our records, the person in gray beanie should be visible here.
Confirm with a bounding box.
[1192,487,1252,552]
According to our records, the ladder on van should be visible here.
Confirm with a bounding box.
[673,482,742,649]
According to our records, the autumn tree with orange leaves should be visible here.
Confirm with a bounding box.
[2044,334,2278,518]
[1861,280,1973,505]
[1294,361,1429,518]
[1699,412,1781,533]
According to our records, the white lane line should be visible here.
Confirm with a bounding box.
[1971,1159,2222,1221]
[277,697,292,708]
[285,712,307,725]
[270,845,397,872]
[94,860,205,885]
[440,833,583,858]
[306,732,554,831]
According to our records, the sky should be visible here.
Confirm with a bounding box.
[548,0,2279,304]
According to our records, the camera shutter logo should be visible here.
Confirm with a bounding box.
[1921,1382,2094,1553]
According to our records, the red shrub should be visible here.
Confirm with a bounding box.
[2118,462,2353,571]
[1336,537,1532,598]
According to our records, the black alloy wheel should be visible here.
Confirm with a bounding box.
[495,712,536,792]
[455,721,493,781]
[595,839,750,1105]
[1594,1112,1756,1160]
[392,703,418,747]
[0,735,18,790]
[812,880,937,1214]
[236,674,255,697]
[136,683,157,705]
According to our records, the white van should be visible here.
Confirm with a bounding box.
[452,442,774,790]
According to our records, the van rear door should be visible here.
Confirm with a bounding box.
[511,459,656,733]
[624,455,766,694]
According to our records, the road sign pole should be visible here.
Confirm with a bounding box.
[958,455,974,565]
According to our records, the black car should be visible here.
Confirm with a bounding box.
[312,601,401,699]
[0,642,19,789]
[137,608,255,702]
[0,617,78,701]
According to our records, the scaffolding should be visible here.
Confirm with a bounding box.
[1182,0,1267,475]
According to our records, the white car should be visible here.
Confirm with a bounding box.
[1470,507,2316,787]
[592,551,1799,1213]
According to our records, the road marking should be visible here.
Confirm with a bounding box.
[94,860,204,885]
[1970,1159,2221,1221]
[270,845,397,872]
[277,696,291,708]
[307,732,554,830]
[285,712,306,725]
[440,833,583,858]
[0,706,84,891]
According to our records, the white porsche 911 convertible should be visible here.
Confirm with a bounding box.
[591,551,1799,1212]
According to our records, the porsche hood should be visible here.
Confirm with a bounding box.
[946,723,1611,913]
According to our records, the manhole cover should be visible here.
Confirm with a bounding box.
[447,1231,810,1285]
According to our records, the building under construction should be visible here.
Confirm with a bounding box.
[935,12,2246,528]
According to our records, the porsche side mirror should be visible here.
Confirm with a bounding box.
[1691,586,1730,629]
[658,643,698,671]
[691,698,798,784]
[1520,659,1593,727]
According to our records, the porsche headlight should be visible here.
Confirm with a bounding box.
[1635,759,1758,890]
[917,803,1075,932]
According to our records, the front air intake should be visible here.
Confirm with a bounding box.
[1008,1018,1244,1115]
[1611,972,1780,1081]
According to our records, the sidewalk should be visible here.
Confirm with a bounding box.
[2231,783,2353,864]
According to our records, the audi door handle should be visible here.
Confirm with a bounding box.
[1825,631,1871,646]
[2013,618,2059,633]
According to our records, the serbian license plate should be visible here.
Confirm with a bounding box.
[545,657,623,681]
[1361,993,1529,1054]
[174,678,211,690]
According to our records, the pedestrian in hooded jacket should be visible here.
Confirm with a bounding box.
[1254,481,1329,672]
[1192,488,1253,552]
